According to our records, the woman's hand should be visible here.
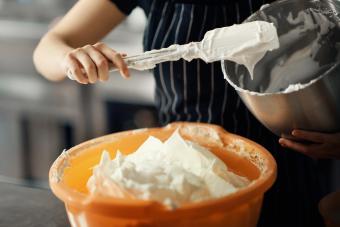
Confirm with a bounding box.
[62,42,129,84]
[279,130,340,159]
[33,0,127,81]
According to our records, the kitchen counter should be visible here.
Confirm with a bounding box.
[0,181,69,227]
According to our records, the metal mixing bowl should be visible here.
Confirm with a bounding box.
[222,0,340,138]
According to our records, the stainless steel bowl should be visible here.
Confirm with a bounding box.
[222,0,340,138]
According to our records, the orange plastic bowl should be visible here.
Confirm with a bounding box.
[49,122,277,227]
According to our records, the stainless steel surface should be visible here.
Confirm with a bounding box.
[222,0,340,137]
[323,0,340,14]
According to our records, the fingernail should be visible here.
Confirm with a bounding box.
[124,69,130,78]
[278,139,285,146]
[120,71,127,78]
[67,70,75,80]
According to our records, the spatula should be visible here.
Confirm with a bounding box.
[109,21,279,77]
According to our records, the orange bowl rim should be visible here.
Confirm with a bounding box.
[49,122,277,217]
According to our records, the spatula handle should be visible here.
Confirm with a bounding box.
[108,44,190,72]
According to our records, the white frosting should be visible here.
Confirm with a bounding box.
[225,8,337,95]
[87,130,250,208]
[128,21,279,79]
[260,3,270,11]
[283,83,305,93]
[264,10,335,93]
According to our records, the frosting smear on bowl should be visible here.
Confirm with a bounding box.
[87,130,250,208]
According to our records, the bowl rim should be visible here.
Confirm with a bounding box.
[49,122,277,219]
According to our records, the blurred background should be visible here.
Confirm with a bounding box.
[0,0,338,190]
[0,0,158,187]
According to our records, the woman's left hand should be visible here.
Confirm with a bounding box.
[279,130,340,159]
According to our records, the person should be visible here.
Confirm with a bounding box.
[33,0,340,226]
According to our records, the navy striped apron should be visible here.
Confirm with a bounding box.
[111,0,331,226]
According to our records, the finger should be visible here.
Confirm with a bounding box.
[291,130,326,143]
[73,48,98,83]
[66,69,74,80]
[83,45,109,81]
[315,144,340,159]
[94,43,129,78]
[279,138,309,153]
[306,145,333,159]
[279,138,327,158]
[64,53,88,84]
[94,42,129,78]
[112,52,129,78]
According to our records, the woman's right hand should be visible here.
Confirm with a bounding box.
[62,42,129,84]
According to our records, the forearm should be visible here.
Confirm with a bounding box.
[33,33,73,81]
[33,0,126,82]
